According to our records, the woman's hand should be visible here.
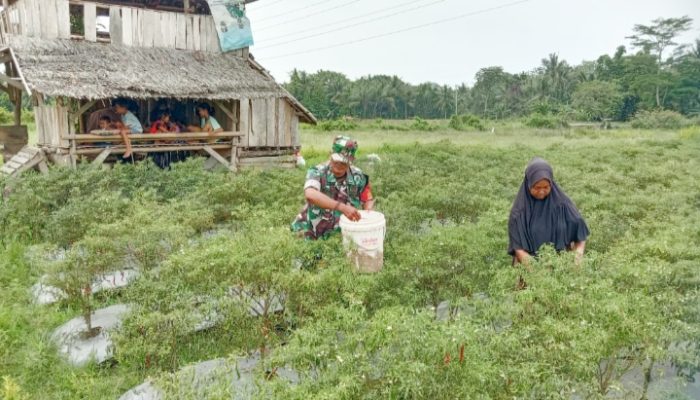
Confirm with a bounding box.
[339,203,361,222]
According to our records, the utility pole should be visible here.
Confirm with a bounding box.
[454,87,458,117]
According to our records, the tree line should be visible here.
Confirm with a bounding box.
[284,16,700,122]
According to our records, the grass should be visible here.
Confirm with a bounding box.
[299,120,673,154]
[0,122,699,399]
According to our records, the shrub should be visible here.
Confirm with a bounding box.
[630,109,689,129]
[0,107,13,125]
[410,116,437,131]
[524,113,569,129]
[20,109,34,125]
[316,118,358,132]
[449,114,485,131]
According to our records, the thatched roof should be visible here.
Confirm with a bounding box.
[7,37,315,123]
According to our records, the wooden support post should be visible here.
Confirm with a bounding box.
[230,141,239,173]
[184,0,190,13]
[38,160,49,174]
[12,88,20,126]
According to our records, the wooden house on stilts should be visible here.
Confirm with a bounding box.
[0,0,315,176]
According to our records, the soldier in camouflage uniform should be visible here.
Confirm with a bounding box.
[291,136,374,240]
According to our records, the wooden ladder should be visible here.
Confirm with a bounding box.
[0,146,48,177]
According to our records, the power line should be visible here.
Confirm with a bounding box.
[259,0,534,59]
[255,0,342,22]
[255,0,429,34]
[256,0,448,50]
[250,0,291,10]
[256,0,363,30]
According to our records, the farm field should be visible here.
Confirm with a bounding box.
[1,124,699,399]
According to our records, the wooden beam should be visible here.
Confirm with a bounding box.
[72,99,97,119]
[0,73,24,91]
[68,131,243,141]
[214,100,237,124]
[75,143,232,155]
[92,148,111,166]
[203,145,234,171]
[8,48,30,96]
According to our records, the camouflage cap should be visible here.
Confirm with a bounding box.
[330,136,357,164]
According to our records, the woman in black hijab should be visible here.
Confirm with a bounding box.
[508,158,589,265]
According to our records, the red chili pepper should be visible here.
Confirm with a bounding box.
[459,344,465,364]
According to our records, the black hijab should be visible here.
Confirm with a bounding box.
[508,158,589,256]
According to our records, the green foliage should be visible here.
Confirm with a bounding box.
[44,238,120,333]
[315,118,359,132]
[1,127,700,399]
[572,81,624,121]
[630,109,689,129]
[0,108,13,125]
[409,116,436,131]
[285,17,698,123]
[678,126,700,140]
[20,109,34,125]
[525,113,569,129]
[449,114,485,131]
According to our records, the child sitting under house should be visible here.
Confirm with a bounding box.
[149,110,181,133]
[98,115,113,130]
[112,98,143,160]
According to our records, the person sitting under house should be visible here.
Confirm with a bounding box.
[291,136,375,240]
[187,103,224,134]
[112,98,143,160]
[148,109,191,169]
[149,109,180,133]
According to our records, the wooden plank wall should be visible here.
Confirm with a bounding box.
[35,105,70,148]
[4,0,70,38]
[83,2,97,41]
[103,5,223,52]
[240,98,300,149]
[3,1,251,55]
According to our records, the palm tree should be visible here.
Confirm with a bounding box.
[436,85,453,119]
[540,53,572,102]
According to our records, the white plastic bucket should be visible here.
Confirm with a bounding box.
[339,210,386,273]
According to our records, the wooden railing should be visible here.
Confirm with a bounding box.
[69,130,244,171]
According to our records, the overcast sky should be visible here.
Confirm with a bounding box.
[246,0,700,86]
